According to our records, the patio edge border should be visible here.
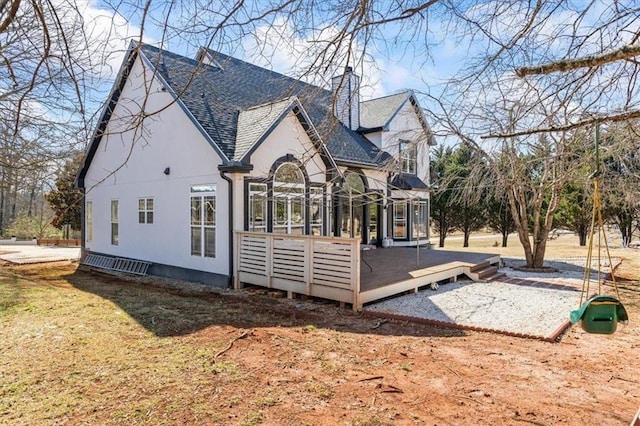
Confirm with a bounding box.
[361,310,573,343]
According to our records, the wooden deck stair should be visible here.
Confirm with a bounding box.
[467,261,505,282]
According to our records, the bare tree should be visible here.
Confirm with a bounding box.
[4,1,640,260]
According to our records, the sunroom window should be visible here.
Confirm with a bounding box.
[393,201,407,239]
[340,172,366,239]
[412,200,428,239]
[273,163,305,235]
[249,183,267,232]
[310,187,324,236]
[190,184,216,257]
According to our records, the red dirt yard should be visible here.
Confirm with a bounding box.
[1,235,639,425]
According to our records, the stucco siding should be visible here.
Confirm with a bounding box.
[247,112,328,183]
[84,57,230,277]
[382,101,431,186]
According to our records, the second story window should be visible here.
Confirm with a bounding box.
[400,141,417,175]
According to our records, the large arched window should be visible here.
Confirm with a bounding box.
[273,163,305,234]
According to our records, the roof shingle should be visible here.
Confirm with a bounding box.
[139,44,392,168]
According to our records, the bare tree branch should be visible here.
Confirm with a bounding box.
[0,0,20,34]
[481,109,640,139]
[515,43,640,77]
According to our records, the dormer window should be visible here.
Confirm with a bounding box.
[399,140,417,175]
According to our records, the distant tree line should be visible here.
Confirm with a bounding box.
[431,122,640,250]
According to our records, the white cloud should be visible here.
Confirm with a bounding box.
[242,17,385,99]
[74,0,155,80]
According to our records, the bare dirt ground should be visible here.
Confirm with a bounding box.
[1,233,639,425]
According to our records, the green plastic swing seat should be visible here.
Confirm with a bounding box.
[570,295,629,334]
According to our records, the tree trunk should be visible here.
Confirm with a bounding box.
[28,188,35,217]
[439,233,446,247]
[620,225,631,247]
[578,230,587,246]
[532,238,548,268]
[463,231,470,247]
[501,231,509,247]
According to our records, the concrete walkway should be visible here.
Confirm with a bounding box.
[0,245,81,264]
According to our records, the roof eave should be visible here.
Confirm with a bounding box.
[357,126,385,134]
[218,162,253,173]
[334,157,391,170]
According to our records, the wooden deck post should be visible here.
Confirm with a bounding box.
[234,233,241,289]
[304,237,313,295]
[266,234,273,288]
[352,239,361,311]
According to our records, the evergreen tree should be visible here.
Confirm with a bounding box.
[447,142,486,247]
[45,153,84,235]
[555,181,592,246]
[486,193,515,247]
[430,145,455,247]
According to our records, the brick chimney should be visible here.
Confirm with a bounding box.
[332,67,360,131]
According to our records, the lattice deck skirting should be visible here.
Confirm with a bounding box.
[83,254,151,276]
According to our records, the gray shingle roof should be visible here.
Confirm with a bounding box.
[359,92,411,130]
[234,97,296,161]
[390,173,429,190]
[139,44,392,168]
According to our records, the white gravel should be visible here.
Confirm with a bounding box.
[364,257,614,340]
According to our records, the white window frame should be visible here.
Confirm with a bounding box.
[86,201,93,242]
[310,186,324,236]
[272,163,305,235]
[190,185,216,258]
[393,201,407,239]
[111,200,118,245]
[412,200,429,240]
[138,198,154,224]
[400,141,417,175]
[248,183,267,232]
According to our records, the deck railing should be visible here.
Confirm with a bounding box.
[235,232,361,310]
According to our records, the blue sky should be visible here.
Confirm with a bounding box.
[81,0,637,142]
[83,1,464,113]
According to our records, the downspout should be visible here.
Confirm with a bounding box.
[220,170,234,288]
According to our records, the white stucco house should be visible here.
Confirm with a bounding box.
[77,42,436,288]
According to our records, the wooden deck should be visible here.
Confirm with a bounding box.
[235,232,500,310]
[358,248,501,307]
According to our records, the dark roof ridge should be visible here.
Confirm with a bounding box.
[241,96,298,112]
[361,90,412,103]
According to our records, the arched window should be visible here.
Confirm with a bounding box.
[344,172,365,195]
[273,162,305,234]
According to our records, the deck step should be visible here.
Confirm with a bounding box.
[466,264,505,282]
[477,265,499,279]
[481,272,506,282]
[469,261,491,273]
